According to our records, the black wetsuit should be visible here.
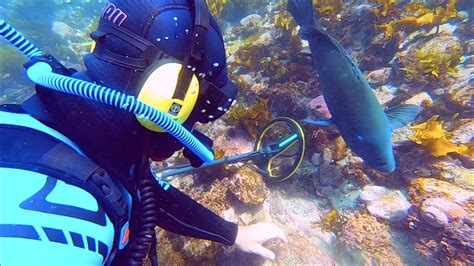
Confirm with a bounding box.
[18,0,239,263]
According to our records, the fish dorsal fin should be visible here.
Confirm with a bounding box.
[303,118,334,126]
[385,104,421,131]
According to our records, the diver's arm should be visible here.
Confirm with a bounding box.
[154,181,238,245]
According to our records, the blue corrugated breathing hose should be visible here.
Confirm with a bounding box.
[0,19,214,162]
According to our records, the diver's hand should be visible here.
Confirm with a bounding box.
[183,130,214,167]
[235,222,288,260]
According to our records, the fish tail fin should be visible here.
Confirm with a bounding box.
[287,0,325,39]
[287,0,314,27]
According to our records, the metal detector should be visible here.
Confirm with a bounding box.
[153,117,305,182]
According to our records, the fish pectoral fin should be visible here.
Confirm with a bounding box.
[385,104,421,131]
[303,118,334,126]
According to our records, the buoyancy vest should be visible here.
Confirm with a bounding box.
[0,105,131,265]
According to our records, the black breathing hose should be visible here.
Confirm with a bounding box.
[127,154,159,265]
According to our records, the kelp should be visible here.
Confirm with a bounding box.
[409,116,473,158]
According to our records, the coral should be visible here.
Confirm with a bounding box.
[409,116,473,158]
[339,213,403,264]
[229,167,270,205]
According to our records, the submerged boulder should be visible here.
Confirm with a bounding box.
[360,185,412,222]
[408,178,473,206]
[229,167,270,206]
[420,198,467,228]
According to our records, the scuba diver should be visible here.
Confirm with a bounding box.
[0,0,287,265]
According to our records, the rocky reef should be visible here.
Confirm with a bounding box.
[1,0,473,265]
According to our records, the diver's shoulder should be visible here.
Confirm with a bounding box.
[0,104,84,155]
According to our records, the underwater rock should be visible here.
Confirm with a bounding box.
[395,34,462,84]
[229,167,270,206]
[403,91,433,108]
[318,163,343,187]
[431,160,474,186]
[373,85,396,105]
[308,95,332,119]
[365,67,392,86]
[360,185,412,222]
[464,55,474,65]
[359,185,388,203]
[223,207,238,223]
[446,66,474,108]
[408,178,473,207]
[440,223,474,265]
[322,147,333,164]
[339,213,403,265]
[451,119,474,144]
[266,232,336,265]
[327,182,361,210]
[250,81,269,95]
[189,177,233,216]
[311,152,323,166]
[239,211,255,225]
[51,21,75,38]
[268,191,323,236]
[420,198,467,228]
[267,84,308,119]
[240,14,263,27]
[315,228,337,247]
[237,74,254,88]
[212,129,254,157]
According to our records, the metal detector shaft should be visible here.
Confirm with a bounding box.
[154,150,264,179]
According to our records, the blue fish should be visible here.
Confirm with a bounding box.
[288,0,420,173]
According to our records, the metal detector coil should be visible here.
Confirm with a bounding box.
[153,117,305,182]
